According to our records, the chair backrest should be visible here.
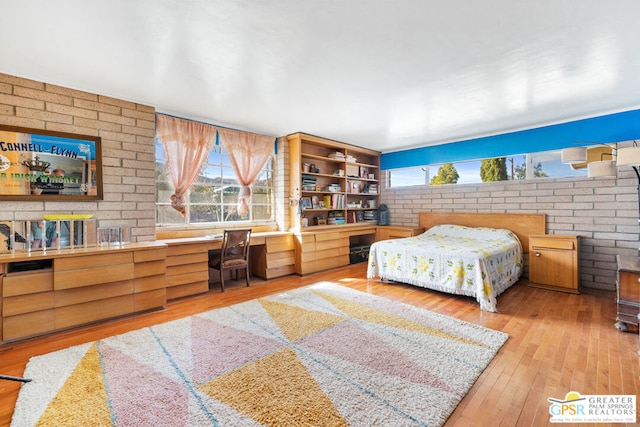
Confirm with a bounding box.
[221,229,251,262]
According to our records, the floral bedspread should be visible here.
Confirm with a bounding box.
[367,224,523,312]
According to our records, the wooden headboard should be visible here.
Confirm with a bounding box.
[418,212,546,252]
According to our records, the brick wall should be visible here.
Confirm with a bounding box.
[379,166,639,292]
[0,73,157,242]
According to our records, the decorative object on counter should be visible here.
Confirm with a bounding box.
[97,226,131,246]
[0,217,97,253]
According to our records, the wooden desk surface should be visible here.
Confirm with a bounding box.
[156,230,292,247]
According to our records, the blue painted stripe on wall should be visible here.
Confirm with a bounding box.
[380,109,640,170]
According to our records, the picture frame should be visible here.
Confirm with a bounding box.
[0,124,103,201]
[359,166,369,178]
[300,197,312,209]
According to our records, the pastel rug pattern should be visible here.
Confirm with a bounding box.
[11,282,508,426]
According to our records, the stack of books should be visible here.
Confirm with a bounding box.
[363,210,377,222]
[328,211,346,225]
[302,174,316,191]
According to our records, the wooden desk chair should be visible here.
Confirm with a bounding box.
[208,229,252,292]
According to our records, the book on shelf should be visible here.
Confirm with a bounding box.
[330,193,345,209]
[346,210,366,223]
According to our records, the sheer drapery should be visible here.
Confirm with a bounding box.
[156,114,216,215]
[217,128,274,217]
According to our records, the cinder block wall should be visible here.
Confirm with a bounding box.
[0,73,157,242]
[379,169,639,292]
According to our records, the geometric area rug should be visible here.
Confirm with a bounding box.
[11,282,508,427]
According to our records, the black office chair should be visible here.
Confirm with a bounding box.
[208,229,251,292]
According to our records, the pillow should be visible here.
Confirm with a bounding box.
[422,224,519,242]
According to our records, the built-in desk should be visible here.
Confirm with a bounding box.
[157,232,294,300]
[293,224,423,275]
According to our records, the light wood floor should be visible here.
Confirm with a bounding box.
[1,263,638,427]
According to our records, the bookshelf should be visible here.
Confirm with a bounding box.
[288,133,381,230]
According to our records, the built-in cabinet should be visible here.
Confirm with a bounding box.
[0,243,166,343]
[288,133,381,230]
[528,235,579,293]
[293,225,423,275]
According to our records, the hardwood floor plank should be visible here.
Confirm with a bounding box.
[1,263,638,427]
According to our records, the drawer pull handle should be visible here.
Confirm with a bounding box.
[534,252,541,257]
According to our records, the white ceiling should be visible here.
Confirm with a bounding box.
[2,1,640,153]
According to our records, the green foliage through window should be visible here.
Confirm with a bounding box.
[388,149,587,188]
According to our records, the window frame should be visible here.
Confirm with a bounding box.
[155,139,275,227]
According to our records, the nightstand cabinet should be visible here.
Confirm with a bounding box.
[615,255,640,332]
[528,234,579,294]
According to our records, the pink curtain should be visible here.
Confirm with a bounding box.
[217,128,274,217]
[156,114,216,216]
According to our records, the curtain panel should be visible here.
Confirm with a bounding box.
[217,128,275,217]
[156,114,216,215]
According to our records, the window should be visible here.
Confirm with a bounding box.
[155,141,274,226]
[388,149,588,188]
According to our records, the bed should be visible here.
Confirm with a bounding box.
[367,212,546,312]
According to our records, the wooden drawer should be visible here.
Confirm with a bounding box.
[165,252,208,267]
[134,247,166,262]
[134,260,166,278]
[134,275,166,292]
[315,231,342,242]
[166,282,208,300]
[166,270,209,287]
[530,237,574,250]
[266,234,294,252]
[315,237,349,251]
[134,289,166,311]
[3,309,55,341]
[301,246,349,262]
[55,252,133,271]
[267,250,295,267]
[266,266,295,279]
[54,263,135,290]
[55,295,134,330]
[55,280,133,308]
[3,270,54,297]
[166,262,208,277]
[3,292,55,316]
[166,242,211,257]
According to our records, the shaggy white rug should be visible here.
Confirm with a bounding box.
[12,282,508,426]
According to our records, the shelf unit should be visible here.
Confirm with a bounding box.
[288,133,380,230]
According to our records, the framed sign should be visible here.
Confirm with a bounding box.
[0,125,103,201]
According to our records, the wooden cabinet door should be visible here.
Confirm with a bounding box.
[530,248,575,288]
